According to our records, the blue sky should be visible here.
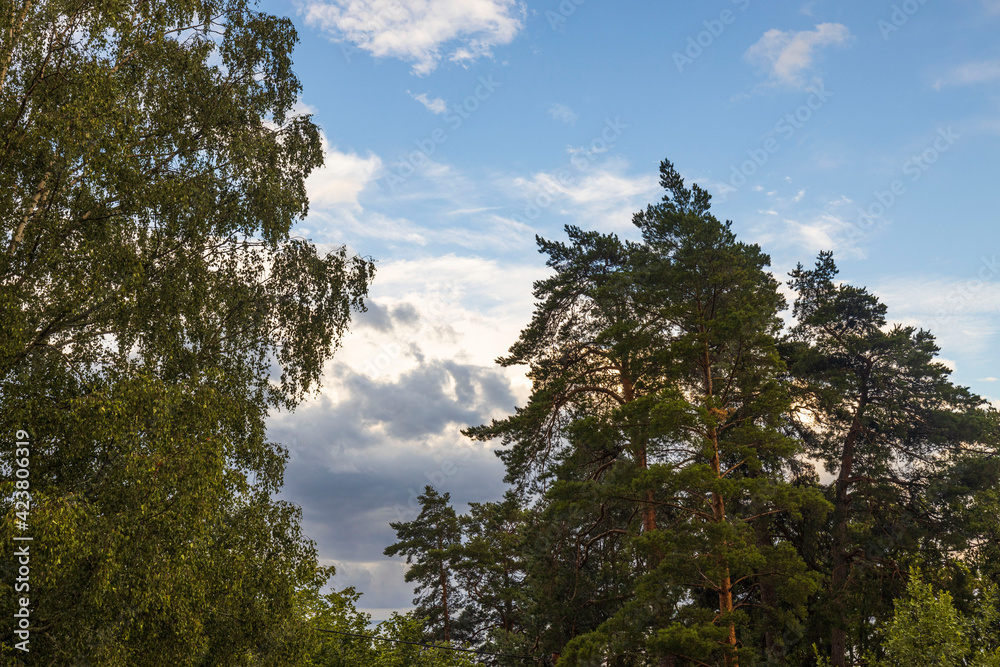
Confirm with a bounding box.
[259,0,1000,618]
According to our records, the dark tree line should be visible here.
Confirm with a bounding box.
[385,161,1000,667]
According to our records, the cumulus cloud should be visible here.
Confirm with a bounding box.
[303,0,526,75]
[272,358,517,468]
[306,132,382,211]
[267,256,542,615]
[547,102,578,125]
[408,90,448,114]
[352,300,421,332]
[745,23,852,87]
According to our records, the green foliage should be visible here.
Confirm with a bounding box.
[465,160,834,665]
[785,253,997,665]
[384,487,464,643]
[297,576,377,667]
[455,491,527,641]
[878,569,969,667]
[867,568,1000,667]
[295,578,481,667]
[0,0,371,662]
[368,614,478,667]
[456,159,999,666]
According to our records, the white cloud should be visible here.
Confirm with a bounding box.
[508,158,659,231]
[547,102,578,125]
[429,214,535,250]
[291,99,319,117]
[303,0,526,75]
[871,274,1000,356]
[936,357,958,372]
[873,276,1000,319]
[985,0,1000,14]
[267,251,551,617]
[934,60,1000,89]
[745,23,852,87]
[311,209,428,245]
[749,206,874,261]
[408,90,447,114]
[306,133,382,211]
[785,213,867,258]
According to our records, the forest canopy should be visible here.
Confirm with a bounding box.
[385,162,1000,667]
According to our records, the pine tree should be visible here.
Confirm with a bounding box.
[385,486,464,643]
[469,160,828,666]
[785,252,996,667]
[454,491,526,643]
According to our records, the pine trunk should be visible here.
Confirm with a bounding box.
[705,346,739,667]
[831,396,866,667]
[440,561,451,642]
[756,518,783,662]
[711,427,739,667]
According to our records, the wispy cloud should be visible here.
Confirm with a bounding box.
[745,23,852,87]
[408,90,447,114]
[872,274,1000,356]
[547,102,578,125]
[934,59,1000,89]
[303,0,526,75]
[746,191,877,260]
[508,157,659,231]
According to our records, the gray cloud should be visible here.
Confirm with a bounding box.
[352,300,424,333]
[354,301,394,332]
[392,302,419,326]
[269,354,517,614]
[339,359,513,441]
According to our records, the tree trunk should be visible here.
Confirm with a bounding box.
[831,399,866,667]
[622,370,657,535]
[705,346,739,667]
[440,561,451,642]
[711,426,739,667]
[756,518,783,662]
